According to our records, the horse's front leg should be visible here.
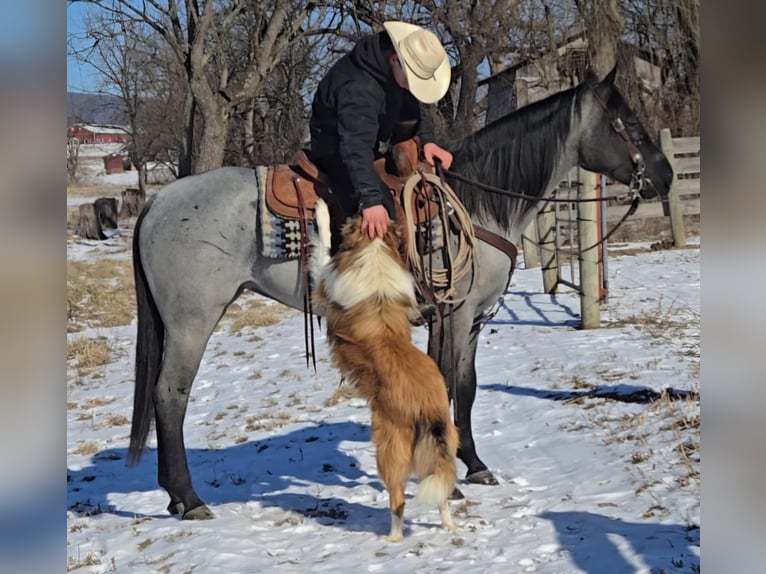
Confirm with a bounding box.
[428,315,499,489]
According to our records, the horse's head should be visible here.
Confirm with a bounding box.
[578,66,673,200]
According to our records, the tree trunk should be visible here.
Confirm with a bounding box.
[94,197,118,229]
[242,104,255,164]
[78,203,107,240]
[576,0,624,77]
[137,163,148,197]
[178,88,196,178]
[455,50,481,137]
[119,188,146,218]
[193,104,230,174]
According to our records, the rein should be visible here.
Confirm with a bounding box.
[436,147,643,258]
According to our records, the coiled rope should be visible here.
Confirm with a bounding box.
[401,172,477,305]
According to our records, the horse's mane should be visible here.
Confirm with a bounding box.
[447,84,584,231]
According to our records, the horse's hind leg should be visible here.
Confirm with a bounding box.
[154,325,220,519]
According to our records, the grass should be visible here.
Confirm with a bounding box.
[67,258,135,332]
[222,297,294,334]
[67,551,102,571]
[67,336,113,369]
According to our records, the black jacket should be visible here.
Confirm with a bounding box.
[309,31,436,210]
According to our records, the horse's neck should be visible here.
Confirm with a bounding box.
[479,141,580,246]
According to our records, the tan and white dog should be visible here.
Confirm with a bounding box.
[310,199,458,542]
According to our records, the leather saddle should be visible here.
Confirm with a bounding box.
[265,138,440,225]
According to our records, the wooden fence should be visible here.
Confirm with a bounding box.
[521,130,700,328]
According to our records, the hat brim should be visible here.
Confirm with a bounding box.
[383,21,451,104]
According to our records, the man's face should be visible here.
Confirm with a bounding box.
[390,55,409,91]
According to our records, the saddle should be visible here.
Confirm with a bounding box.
[265,139,440,226]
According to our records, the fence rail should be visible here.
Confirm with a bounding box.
[604,133,700,223]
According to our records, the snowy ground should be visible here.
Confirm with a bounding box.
[67,230,700,573]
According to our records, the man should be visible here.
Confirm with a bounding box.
[309,21,453,252]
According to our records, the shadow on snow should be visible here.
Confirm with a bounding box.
[68,420,396,534]
[486,290,581,328]
[541,510,699,574]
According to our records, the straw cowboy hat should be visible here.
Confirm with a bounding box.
[383,21,451,104]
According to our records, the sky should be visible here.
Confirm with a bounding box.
[67,2,100,93]
[65,175,702,574]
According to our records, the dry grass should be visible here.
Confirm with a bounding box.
[67,336,112,369]
[222,299,293,334]
[67,551,102,571]
[68,258,135,332]
[606,214,699,245]
[323,383,357,407]
[72,441,100,456]
[93,414,131,429]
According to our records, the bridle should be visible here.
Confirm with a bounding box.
[590,86,647,197]
[433,83,651,255]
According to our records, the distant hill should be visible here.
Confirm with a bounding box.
[67,92,127,126]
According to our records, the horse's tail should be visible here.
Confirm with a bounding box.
[128,197,163,466]
[412,417,459,506]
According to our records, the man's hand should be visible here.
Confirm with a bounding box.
[361,204,389,239]
[423,142,453,169]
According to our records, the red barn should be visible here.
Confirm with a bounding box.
[103,153,125,174]
[67,123,131,144]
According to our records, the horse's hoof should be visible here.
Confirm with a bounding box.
[449,486,465,500]
[167,500,184,515]
[182,504,215,520]
[466,469,499,485]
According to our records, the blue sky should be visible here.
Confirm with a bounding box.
[67,2,100,93]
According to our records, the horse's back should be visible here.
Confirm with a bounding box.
[147,166,260,216]
[138,167,263,316]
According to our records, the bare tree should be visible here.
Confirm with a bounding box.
[573,0,623,76]
[621,0,699,135]
[67,137,81,183]
[71,0,335,174]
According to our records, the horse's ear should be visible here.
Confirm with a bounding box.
[589,65,618,101]
[584,68,600,86]
[602,65,618,87]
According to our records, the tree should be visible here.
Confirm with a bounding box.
[70,0,335,175]
[574,0,624,76]
[67,137,81,183]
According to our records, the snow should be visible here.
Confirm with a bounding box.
[67,226,700,573]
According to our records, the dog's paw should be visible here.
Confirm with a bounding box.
[443,521,459,533]
[380,533,404,543]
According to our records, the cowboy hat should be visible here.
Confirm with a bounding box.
[383,21,451,104]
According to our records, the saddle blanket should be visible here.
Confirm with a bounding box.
[256,165,444,260]
[257,165,317,259]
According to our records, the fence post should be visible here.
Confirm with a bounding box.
[659,128,687,248]
[536,201,558,293]
[521,218,541,268]
[578,169,600,329]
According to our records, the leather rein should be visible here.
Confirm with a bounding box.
[436,83,646,256]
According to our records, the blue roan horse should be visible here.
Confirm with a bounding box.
[129,67,673,519]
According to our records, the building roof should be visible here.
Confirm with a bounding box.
[69,123,130,135]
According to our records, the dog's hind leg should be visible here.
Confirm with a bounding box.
[439,499,457,532]
[383,479,407,542]
[373,414,412,542]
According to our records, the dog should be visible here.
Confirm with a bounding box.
[310,199,459,542]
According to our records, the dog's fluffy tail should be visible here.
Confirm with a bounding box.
[309,198,332,286]
[413,417,459,505]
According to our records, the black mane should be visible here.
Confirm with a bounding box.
[447,84,583,231]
